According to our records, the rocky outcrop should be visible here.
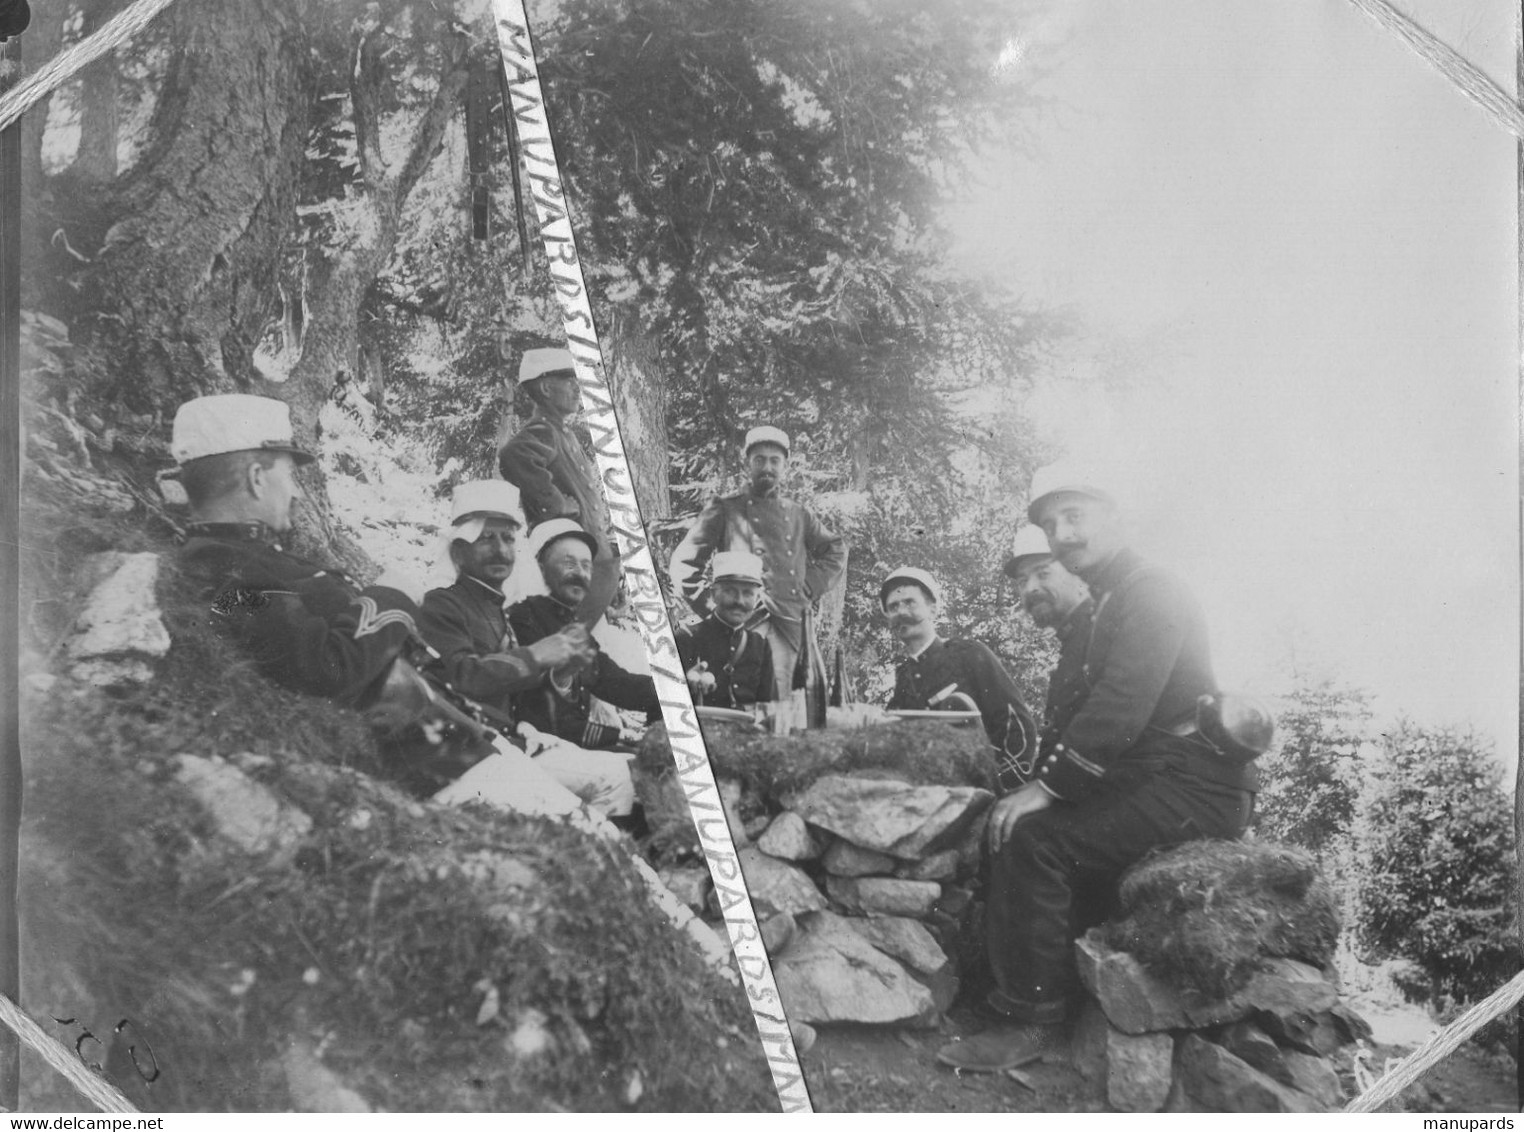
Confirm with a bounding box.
[770,911,940,1027]
[68,552,171,687]
[629,721,999,1030]
[1071,840,1369,1113]
[781,776,993,859]
[174,754,314,866]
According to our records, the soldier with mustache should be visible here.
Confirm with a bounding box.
[937,467,1260,1075]
[673,551,776,709]
[507,518,660,750]
[417,486,637,815]
[670,426,846,710]
[881,566,1038,793]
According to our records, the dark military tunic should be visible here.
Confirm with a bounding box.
[180,522,418,707]
[1042,597,1094,724]
[673,616,776,709]
[1033,548,1258,802]
[507,594,660,747]
[416,576,546,719]
[888,637,1039,793]
[984,547,1256,1024]
[498,411,608,536]
[669,488,846,653]
[180,522,489,795]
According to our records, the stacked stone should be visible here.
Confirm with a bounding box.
[1073,928,1373,1113]
[724,772,994,1029]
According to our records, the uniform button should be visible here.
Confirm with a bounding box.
[1040,766,1049,775]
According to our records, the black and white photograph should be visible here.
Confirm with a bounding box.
[534,0,1521,1115]
[2,0,1521,1117]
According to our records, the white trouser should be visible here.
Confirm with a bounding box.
[431,727,634,817]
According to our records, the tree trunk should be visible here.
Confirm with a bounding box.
[46,0,315,412]
[73,0,122,181]
[603,306,669,523]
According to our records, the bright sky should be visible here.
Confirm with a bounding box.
[948,0,1519,766]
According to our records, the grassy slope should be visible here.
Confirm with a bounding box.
[17,503,776,1112]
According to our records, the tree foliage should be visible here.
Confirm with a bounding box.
[1352,720,1519,1009]
[530,0,1069,688]
[1251,676,1372,863]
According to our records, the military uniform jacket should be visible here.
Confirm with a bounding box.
[507,594,660,743]
[674,616,776,708]
[416,576,547,717]
[498,410,608,534]
[669,488,846,651]
[1043,598,1095,722]
[889,637,1039,793]
[1037,547,1258,802]
[179,523,419,708]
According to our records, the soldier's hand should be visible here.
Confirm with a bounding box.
[686,663,716,695]
[530,625,597,672]
[986,783,1054,855]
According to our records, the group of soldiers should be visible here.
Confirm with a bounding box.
[167,343,1271,1077]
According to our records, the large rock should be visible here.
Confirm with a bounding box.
[895,849,960,882]
[174,755,313,865]
[1076,932,1340,1036]
[1077,932,1244,1033]
[1282,1050,1345,1108]
[1174,1034,1326,1113]
[756,811,823,861]
[1214,1021,1290,1084]
[826,876,942,917]
[1240,959,1339,1016]
[657,864,712,915]
[772,911,938,1026]
[781,776,994,859]
[68,552,172,686]
[821,839,896,877]
[283,1041,372,1112]
[735,847,827,917]
[1073,1000,1174,1113]
[1105,840,1340,1000]
[634,720,999,799]
[1254,1003,1371,1057]
[842,915,950,977]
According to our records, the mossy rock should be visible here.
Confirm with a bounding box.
[1103,840,1340,1002]
[635,718,998,807]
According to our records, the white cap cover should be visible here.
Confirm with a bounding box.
[743,425,790,457]
[1007,525,1056,568]
[450,480,524,534]
[712,550,764,585]
[529,517,599,560]
[880,565,942,608]
[517,347,577,387]
[1026,462,1114,523]
[172,394,313,466]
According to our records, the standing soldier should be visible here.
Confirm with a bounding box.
[938,467,1261,1074]
[498,346,608,543]
[670,426,846,709]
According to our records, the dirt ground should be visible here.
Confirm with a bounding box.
[797,1009,1520,1114]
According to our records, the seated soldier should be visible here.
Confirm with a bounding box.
[674,551,775,709]
[507,518,660,750]
[881,566,1039,793]
[171,395,584,813]
[937,468,1261,1073]
[416,483,638,816]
